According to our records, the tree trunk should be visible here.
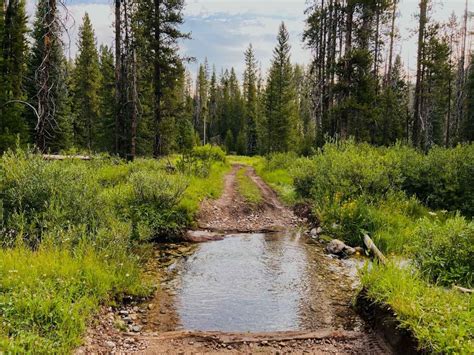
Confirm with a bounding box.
[130,44,138,158]
[387,0,398,85]
[413,0,428,148]
[35,0,57,153]
[153,0,162,157]
[114,0,122,155]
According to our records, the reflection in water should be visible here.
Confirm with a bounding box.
[175,232,316,332]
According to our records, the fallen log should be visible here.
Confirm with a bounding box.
[363,234,387,265]
[43,154,91,161]
[453,285,474,294]
[139,330,363,345]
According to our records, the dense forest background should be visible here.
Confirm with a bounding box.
[1,0,474,156]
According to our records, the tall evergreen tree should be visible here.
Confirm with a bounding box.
[0,0,29,152]
[97,45,116,151]
[243,44,258,155]
[463,58,474,142]
[135,0,190,156]
[265,22,298,153]
[72,13,101,150]
[194,61,209,144]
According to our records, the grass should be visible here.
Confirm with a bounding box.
[180,161,231,217]
[247,144,474,353]
[229,155,296,204]
[236,167,263,206]
[0,245,146,353]
[361,263,474,354]
[0,146,229,353]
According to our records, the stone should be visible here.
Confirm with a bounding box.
[104,341,116,348]
[119,310,129,316]
[148,304,154,310]
[131,325,142,333]
[326,239,347,255]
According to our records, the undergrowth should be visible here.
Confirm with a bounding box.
[0,145,228,353]
[252,141,474,353]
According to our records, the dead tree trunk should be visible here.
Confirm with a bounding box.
[413,0,428,148]
[35,0,58,153]
[387,0,398,85]
[114,0,123,155]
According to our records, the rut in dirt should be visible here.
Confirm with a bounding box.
[197,164,299,233]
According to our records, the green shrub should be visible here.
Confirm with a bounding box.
[410,216,474,288]
[401,145,474,217]
[191,144,226,163]
[129,170,189,241]
[294,141,404,203]
[177,145,226,177]
[0,151,102,246]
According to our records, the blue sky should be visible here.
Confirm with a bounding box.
[26,0,473,79]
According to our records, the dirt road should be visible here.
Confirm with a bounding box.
[197,164,298,233]
[78,165,391,354]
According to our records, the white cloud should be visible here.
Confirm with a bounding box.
[25,0,474,77]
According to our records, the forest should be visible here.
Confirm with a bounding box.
[0,0,474,155]
[0,0,473,354]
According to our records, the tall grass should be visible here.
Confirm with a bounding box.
[255,142,474,353]
[0,145,229,352]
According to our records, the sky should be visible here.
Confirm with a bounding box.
[25,0,473,79]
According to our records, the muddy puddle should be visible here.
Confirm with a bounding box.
[153,231,367,334]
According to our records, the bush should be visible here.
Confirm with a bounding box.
[129,171,188,241]
[410,216,474,288]
[0,151,102,247]
[177,145,226,177]
[401,145,474,217]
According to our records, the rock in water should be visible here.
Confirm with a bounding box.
[326,239,358,257]
[326,239,346,254]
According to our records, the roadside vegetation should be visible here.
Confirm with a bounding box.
[0,145,228,353]
[250,141,474,353]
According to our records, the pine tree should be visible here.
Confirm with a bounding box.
[0,0,29,152]
[243,44,258,155]
[228,68,245,152]
[72,13,101,150]
[194,61,209,144]
[265,22,298,153]
[462,58,474,142]
[97,45,116,151]
[208,67,219,141]
[413,0,429,148]
[379,56,408,145]
[135,0,190,156]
